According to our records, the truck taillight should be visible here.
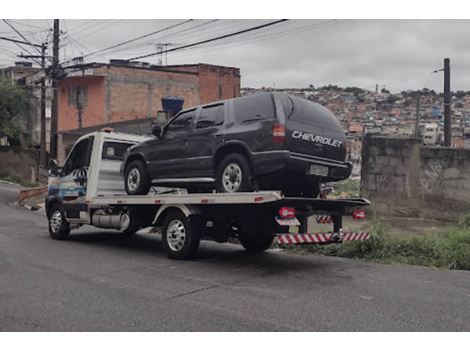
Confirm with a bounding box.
[278,207,295,219]
[352,209,366,220]
[272,124,285,144]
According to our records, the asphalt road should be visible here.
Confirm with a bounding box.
[1,183,469,331]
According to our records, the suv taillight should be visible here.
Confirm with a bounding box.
[272,124,285,144]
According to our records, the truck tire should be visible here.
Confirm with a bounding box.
[216,153,253,193]
[237,211,274,253]
[161,210,201,260]
[239,233,274,253]
[283,180,320,198]
[124,160,151,195]
[48,204,70,240]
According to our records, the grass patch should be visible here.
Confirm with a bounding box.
[0,173,38,188]
[288,214,470,270]
[331,178,360,198]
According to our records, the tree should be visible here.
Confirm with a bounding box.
[0,78,28,143]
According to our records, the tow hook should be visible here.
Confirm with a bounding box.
[331,229,343,243]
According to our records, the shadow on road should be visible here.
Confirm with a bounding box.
[67,229,333,274]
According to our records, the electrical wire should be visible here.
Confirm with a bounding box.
[78,19,194,61]
[128,19,288,61]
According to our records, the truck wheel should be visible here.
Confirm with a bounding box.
[216,153,253,193]
[162,210,201,260]
[283,181,320,198]
[125,160,151,195]
[237,212,274,253]
[48,204,70,240]
[239,233,274,253]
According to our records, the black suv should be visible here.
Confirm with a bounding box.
[122,92,351,197]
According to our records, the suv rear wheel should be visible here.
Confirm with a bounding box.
[124,160,151,195]
[216,153,254,193]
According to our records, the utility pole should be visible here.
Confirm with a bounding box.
[443,57,451,146]
[76,85,83,129]
[40,43,47,166]
[9,36,47,166]
[50,19,60,159]
[415,94,421,137]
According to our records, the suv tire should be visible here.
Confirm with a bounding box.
[124,160,151,195]
[216,153,254,193]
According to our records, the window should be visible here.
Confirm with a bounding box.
[196,104,224,129]
[233,93,276,123]
[68,85,88,107]
[64,137,93,174]
[288,96,342,131]
[278,94,294,118]
[102,142,134,161]
[164,109,196,138]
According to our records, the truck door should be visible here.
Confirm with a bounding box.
[185,103,225,177]
[59,136,94,219]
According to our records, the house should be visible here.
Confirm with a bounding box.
[57,61,240,132]
[55,61,240,161]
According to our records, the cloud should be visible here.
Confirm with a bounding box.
[2,19,470,92]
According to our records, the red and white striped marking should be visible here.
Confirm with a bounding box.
[316,215,333,224]
[276,232,370,245]
[341,232,370,241]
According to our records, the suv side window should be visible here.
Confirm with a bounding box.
[233,93,276,123]
[196,104,224,129]
[63,137,93,174]
[164,109,196,138]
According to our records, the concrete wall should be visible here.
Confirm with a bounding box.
[361,135,470,220]
[0,147,39,182]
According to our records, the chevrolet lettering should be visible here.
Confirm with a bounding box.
[291,131,343,147]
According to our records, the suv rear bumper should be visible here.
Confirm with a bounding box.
[252,150,352,181]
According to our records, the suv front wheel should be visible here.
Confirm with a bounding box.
[124,160,151,195]
[216,153,254,193]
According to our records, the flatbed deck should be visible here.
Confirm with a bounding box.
[87,191,370,209]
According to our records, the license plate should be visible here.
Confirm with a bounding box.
[309,164,329,176]
[275,217,301,226]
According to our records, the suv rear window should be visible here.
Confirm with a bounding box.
[233,93,276,123]
[289,96,342,131]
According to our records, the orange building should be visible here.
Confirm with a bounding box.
[58,61,240,132]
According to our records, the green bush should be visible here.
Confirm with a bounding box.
[290,216,470,270]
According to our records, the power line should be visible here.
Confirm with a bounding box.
[169,19,344,59]
[3,19,42,54]
[75,19,126,41]
[128,19,288,61]
[78,19,194,61]
[78,19,221,61]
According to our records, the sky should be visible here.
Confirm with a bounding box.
[1,19,470,93]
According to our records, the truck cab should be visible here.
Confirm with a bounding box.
[46,131,150,236]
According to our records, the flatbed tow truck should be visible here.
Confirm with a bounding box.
[46,131,370,260]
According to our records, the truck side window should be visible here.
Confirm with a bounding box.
[196,104,224,129]
[233,93,275,123]
[164,110,195,138]
[63,138,92,174]
[102,142,134,161]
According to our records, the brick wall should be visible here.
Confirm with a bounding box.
[361,134,470,219]
[58,63,240,132]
